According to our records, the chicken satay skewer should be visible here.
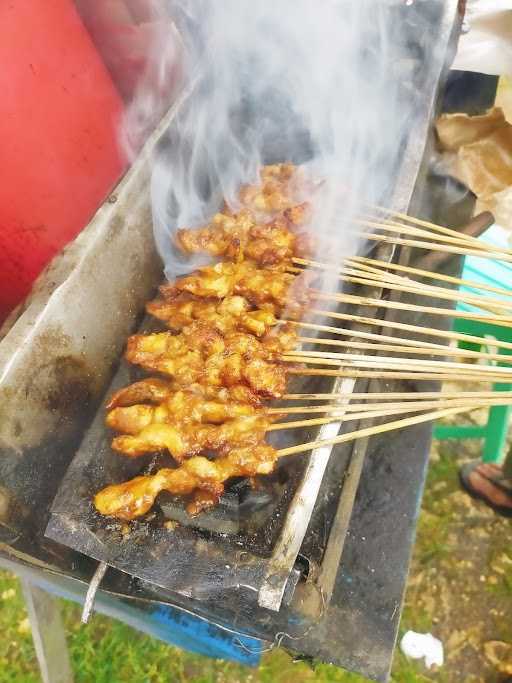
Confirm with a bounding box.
[94,405,472,521]
[154,256,512,346]
[94,442,279,520]
[122,327,512,393]
[106,405,425,462]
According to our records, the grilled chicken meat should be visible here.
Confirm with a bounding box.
[106,387,277,461]
[108,388,261,425]
[239,163,305,216]
[147,294,277,337]
[125,324,297,399]
[106,378,172,410]
[176,209,255,259]
[94,163,314,521]
[177,208,310,266]
[107,377,265,410]
[94,443,279,519]
[110,415,271,461]
[159,261,313,316]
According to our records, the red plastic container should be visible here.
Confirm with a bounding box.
[75,0,154,101]
[0,0,126,321]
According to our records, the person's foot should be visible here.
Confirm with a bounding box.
[459,461,512,517]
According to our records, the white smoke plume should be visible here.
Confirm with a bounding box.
[123,0,431,278]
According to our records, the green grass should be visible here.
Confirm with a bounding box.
[485,544,512,600]
[423,445,461,508]
[0,567,436,683]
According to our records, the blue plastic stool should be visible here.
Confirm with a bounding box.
[434,225,512,464]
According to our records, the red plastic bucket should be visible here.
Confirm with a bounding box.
[0,0,126,321]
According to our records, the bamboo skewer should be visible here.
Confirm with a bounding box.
[281,351,512,378]
[333,271,512,313]
[350,255,512,300]
[312,290,512,327]
[314,256,512,313]
[270,397,512,415]
[287,347,512,371]
[365,214,483,244]
[373,207,512,255]
[296,254,512,301]
[353,219,497,252]
[272,395,512,429]
[270,404,437,431]
[296,327,446,352]
[283,352,512,378]
[290,261,512,313]
[295,323,434,349]
[289,368,504,381]
[358,231,512,262]
[360,218,511,266]
[282,390,512,401]
[296,261,512,322]
[297,335,512,363]
[276,406,474,457]
[290,320,510,361]
[311,308,512,352]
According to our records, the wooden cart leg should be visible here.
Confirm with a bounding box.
[21,580,74,683]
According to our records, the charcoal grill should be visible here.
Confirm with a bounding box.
[0,2,465,680]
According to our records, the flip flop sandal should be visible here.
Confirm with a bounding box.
[459,461,512,519]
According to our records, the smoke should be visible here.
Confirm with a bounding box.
[123,0,431,279]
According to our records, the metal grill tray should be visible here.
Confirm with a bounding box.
[45,297,358,601]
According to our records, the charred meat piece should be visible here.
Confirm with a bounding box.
[161,261,241,300]
[106,378,172,410]
[160,261,314,316]
[176,208,309,266]
[160,261,292,309]
[239,163,301,215]
[110,415,271,462]
[125,325,297,399]
[147,293,277,337]
[176,209,255,260]
[94,443,279,520]
[243,219,297,266]
[175,163,312,264]
[107,395,263,435]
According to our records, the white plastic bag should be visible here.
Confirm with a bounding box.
[453,1,512,76]
[400,631,444,669]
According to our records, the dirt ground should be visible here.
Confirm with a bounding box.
[398,429,512,683]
